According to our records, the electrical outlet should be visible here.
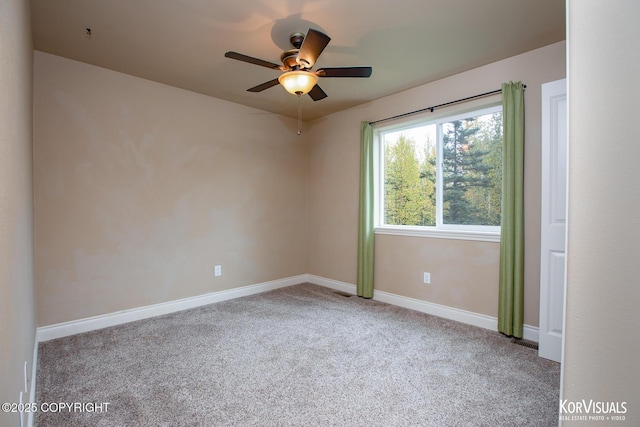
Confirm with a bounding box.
[423,272,431,284]
[214,265,222,277]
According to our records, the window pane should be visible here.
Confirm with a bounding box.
[383,125,436,226]
[442,112,502,226]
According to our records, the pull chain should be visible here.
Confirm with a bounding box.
[297,94,303,135]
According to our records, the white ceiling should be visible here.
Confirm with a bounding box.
[31,0,565,121]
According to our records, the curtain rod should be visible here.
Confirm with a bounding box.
[369,85,526,126]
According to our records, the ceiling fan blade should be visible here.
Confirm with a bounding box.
[308,85,328,101]
[247,79,280,92]
[317,67,373,78]
[296,29,331,69]
[225,51,283,70]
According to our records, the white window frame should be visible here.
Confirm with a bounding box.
[374,104,502,243]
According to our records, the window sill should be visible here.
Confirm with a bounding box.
[375,226,501,243]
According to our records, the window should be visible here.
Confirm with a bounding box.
[376,105,502,241]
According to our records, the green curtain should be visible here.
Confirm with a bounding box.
[357,122,375,298]
[498,82,525,338]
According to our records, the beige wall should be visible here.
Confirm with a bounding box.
[308,42,566,324]
[0,0,36,424]
[563,0,640,421]
[33,43,565,329]
[34,52,308,326]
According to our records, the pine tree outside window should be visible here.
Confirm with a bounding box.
[376,105,502,241]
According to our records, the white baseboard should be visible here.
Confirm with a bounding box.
[37,274,308,342]
[307,274,539,342]
[522,325,539,343]
[36,273,538,344]
[27,335,38,427]
[307,274,356,294]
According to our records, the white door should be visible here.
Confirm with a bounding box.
[539,79,567,362]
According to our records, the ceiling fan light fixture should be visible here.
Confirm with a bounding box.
[278,70,318,96]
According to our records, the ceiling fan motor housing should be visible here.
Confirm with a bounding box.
[289,32,305,49]
[280,49,300,70]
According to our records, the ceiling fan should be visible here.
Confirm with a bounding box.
[224,28,372,101]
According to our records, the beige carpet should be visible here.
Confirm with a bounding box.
[36,283,560,426]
